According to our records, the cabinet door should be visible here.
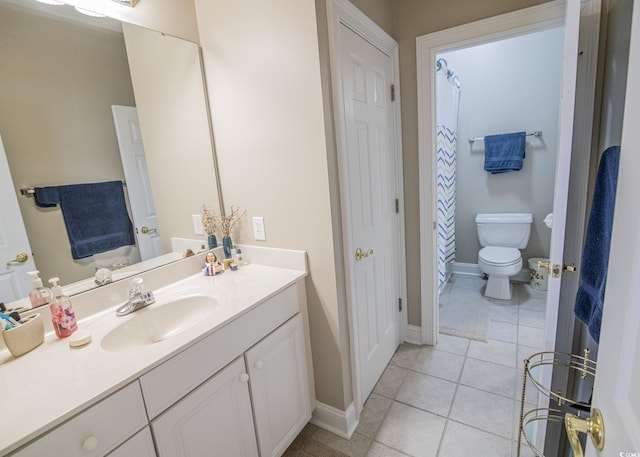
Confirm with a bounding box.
[246,314,311,457]
[152,357,258,457]
[107,427,156,457]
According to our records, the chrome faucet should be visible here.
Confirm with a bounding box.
[116,277,155,316]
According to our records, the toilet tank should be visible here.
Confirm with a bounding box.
[476,213,533,248]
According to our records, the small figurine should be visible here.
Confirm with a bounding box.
[203,251,223,276]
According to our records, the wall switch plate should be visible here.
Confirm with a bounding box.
[192,214,204,235]
[252,216,266,241]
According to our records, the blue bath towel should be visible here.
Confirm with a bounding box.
[34,181,135,259]
[574,146,620,343]
[483,131,526,174]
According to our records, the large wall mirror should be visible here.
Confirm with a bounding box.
[0,0,222,304]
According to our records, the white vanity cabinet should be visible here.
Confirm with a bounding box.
[152,357,259,457]
[11,382,148,457]
[144,282,312,457]
[106,427,156,457]
[247,314,311,457]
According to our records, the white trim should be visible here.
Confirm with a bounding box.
[310,401,358,439]
[417,1,566,346]
[327,0,406,420]
[404,325,423,346]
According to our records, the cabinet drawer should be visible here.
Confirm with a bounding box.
[107,427,155,457]
[12,382,147,457]
[140,283,301,418]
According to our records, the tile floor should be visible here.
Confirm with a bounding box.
[296,274,548,457]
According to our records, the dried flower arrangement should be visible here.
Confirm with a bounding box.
[221,205,246,238]
[201,205,219,236]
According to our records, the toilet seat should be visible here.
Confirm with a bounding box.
[478,246,521,267]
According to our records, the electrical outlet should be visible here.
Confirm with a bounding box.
[192,214,204,235]
[252,216,266,241]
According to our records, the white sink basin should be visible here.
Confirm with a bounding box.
[101,294,218,352]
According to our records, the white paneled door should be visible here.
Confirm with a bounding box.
[0,135,37,303]
[586,2,640,454]
[339,22,402,404]
[112,106,162,261]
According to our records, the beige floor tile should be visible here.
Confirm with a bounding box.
[448,274,486,290]
[518,309,546,328]
[490,303,519,324]
[488,320,518,343]
[376,402,446,457]
[434,333,470,356]
[356,393,393,438]
[366,442,409,457]
[459,357,517,399]
[439,420,511,457]
[449,385,515,438]
[373,364,408,399]
[395,371,457,416]
[518,325,544,349]
[467,339,517,367]
[312,429,372,457]
[390,343,421,369]
[412,347,465,382]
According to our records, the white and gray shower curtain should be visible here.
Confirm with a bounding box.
[435,58,460,293]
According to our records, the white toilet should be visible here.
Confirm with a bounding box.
[476,213,533,300]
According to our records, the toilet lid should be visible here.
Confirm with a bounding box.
[479,246,521,266]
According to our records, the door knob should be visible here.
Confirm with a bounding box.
[6,253,28,266]
[355,248,374,261]
[140,226,157,234]
[565,408,605,457]
[537,260,551,271]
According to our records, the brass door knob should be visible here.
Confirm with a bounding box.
[355,248,374,261]
[6,253,28,266]
[537,260,552,271]
[140,226,157,234]
[565,408,604,457]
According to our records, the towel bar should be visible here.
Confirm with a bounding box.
[20,180,126,197]
[469,130,542,144]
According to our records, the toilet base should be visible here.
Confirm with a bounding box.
[484,275,513,300]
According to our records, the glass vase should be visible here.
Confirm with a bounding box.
[222,236,233,259]
[207,234,218,249]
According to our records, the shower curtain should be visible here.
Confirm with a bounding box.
[435,58,460,293]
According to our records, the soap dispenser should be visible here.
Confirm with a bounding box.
[48,277,77,338]
[26,271,52,308]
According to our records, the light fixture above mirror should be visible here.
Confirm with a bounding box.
[111,0,138,7]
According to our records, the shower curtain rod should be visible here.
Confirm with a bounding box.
[468,130,542,144]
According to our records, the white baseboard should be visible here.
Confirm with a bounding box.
[451,261,529,283]
[404,324,423,345]
[310,401,358,439]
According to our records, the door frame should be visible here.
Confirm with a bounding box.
[326,0,407,422]
[417,0,599,347]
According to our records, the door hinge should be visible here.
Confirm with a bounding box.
[391,84,395,102]
[398,298,402,312]
[395,198,399,214]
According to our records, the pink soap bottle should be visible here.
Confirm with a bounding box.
[48,277,77,338]
[26,271,51,308]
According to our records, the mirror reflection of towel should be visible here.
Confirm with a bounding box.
[483,131,526,174]
[574,146,620,343]
[34,181,135,259]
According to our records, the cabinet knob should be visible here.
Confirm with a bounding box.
[254,360,264,370]
[81,435,99,451]
[239,373,249,383]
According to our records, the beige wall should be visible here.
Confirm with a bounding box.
[62,0,199,43]
[0,5,138,284]
[123,24,221,253]
[391,0,552,325]
[195,0,349,410]
[348,0,394,37]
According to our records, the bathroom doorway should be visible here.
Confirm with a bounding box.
[417,0,600,452]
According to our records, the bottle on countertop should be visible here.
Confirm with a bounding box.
[48,277,77,338]
[26,271,52,308]
[236,248,246,266]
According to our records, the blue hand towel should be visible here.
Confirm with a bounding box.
[483,131,526,174]
[574,146,621,343]
[34,181,135,259]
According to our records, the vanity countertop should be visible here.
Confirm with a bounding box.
[0,249,307,455]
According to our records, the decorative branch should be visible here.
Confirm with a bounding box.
[200,205,219,236]
[221,205,246,238]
